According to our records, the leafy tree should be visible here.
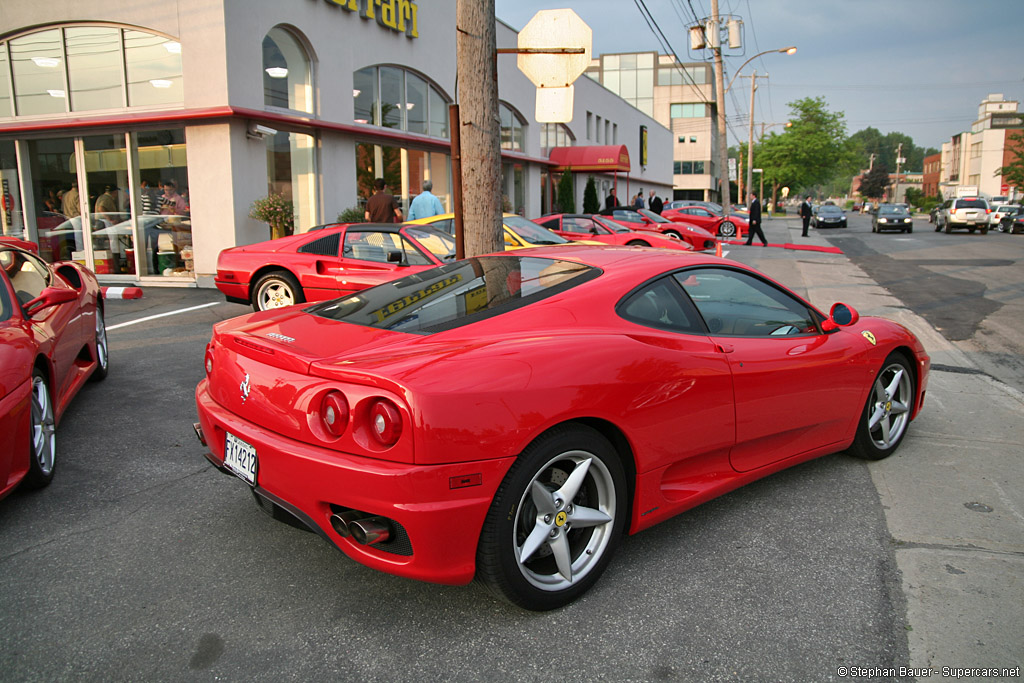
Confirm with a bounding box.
[996,131,1024,191]
[903,187,924,209]
[858,164,890,199]
[583,176,600,213]
[556,169,575,213]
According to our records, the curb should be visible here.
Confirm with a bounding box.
[101,286,144,300]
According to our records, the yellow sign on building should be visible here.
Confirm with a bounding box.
[324,0,419,38]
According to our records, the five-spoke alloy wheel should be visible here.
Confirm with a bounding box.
[26,369,56,488]
[477,425,626,610]
[252,271,305,312]
[848,353,915,460]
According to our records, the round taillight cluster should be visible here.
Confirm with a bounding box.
[204,347,214,375]
[321,391,350,437]
[369,399,402,446]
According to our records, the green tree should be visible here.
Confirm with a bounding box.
[858,164,890,199]
[996,131,1024,191]
[556,169,575,213]
[582,176,600,214]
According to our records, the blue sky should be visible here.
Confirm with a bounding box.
[494,0,1024,152]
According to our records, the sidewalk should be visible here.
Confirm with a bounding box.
[758,218,1024,676]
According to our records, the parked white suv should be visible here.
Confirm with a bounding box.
[935,197,991,234]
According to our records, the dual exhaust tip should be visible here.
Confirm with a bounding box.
[330,510,391,546]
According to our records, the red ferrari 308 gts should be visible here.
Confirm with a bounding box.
[215,222,457,311]
[0,245,108,501]
[194,245,929,610]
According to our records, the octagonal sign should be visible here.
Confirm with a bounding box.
[517,9,592,88]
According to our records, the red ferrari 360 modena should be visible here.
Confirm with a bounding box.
[215,222,456,311]
[532,213,703,252]
[194,245,929,610]
[1,245,108,501]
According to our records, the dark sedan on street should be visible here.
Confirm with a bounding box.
[872,204,913,234]
[811,204,848,229]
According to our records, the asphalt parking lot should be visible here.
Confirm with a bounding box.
[0,225,1021,681]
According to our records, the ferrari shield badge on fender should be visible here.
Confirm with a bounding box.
[862,331,877,346]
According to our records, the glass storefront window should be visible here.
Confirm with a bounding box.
[123,30,183,107]
[66,27,123,112]
[0,141,25,238]
[406,72,428,135]
[499,103,524,152]
[380,67,403,130]
[428,87,447,138]
[0,48,12,117]
[136,129,190,277]
[10,29,66,116]
[357,143,449,216]
[353,67,376,125]
[27,138,80,262]
[262,27,312,113]
[82,134,132,275]
[266,130,318,234]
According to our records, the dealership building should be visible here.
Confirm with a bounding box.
[0,1,672,287]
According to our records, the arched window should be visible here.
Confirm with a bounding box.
[499,102,525,152]
[262,26,312,113]
[352,65,449,138]
[0,25,183,117]
[541,123,575,152]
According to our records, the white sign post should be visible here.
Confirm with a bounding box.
[514,9,592,123]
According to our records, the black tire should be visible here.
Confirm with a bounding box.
[847,353,915,461]
[89,305,108,382]
[945,223,953,234]
[476,424,627,611]
[980,226,988,235]
[25,369,56,489]
[625,239,650,247]
[968,226,976,234]
[719,221,737,238]
[252,271,304,312]
[664,229,683,241]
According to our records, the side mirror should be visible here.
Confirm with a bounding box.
[24,286,77,315]
[821,302,860,331]
[386,250,405,265]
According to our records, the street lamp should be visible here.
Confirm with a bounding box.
[724,46,796,209]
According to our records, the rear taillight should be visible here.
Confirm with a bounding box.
[370,399,402,446]
[321,391,350,437]
[204,345,214,375]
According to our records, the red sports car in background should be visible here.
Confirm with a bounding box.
[1,245,108,502]
[215,222,457,311]
[0,235,40,254]
[532,213,694,251]
[598,206,723,247]
[194,245,929,611]
[661,205,750,239]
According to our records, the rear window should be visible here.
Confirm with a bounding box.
[954,199,988,209]
[306,255,598,334]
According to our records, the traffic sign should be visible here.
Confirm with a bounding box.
[517,9,591,88]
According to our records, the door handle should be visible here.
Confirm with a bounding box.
[716,343,734,354]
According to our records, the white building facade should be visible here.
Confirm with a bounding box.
[939,94,1023,200]
[0,1,672,287]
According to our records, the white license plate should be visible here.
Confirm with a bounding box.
[224,432,258,486]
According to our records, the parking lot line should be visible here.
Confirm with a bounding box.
[106,302,222,331]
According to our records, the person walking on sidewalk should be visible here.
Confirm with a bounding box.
[744,192,767,246]
[799,196,812,237]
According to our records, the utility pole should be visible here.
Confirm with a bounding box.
[455,0,503,257]
[710,0,730,216]
[743,72,768,205]
[893,142,903,203]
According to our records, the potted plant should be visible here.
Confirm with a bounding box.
[249,193,295,240]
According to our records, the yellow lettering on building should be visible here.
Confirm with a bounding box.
[322,0,418,38]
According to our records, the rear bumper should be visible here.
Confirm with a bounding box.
[195,380,514,585]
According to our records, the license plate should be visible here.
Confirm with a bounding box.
[224,432,258,486]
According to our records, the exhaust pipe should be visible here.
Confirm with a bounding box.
[329,510,364,538]
[193,422,206,446]
[349,517,391,546]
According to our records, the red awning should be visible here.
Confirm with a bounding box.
[549,145,630,173]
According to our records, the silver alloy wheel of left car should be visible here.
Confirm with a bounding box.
[866,360,912,450]
[90,307,109,381]
[26,370,56,487]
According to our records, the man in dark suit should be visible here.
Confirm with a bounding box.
[799,196,812,236]
[605,189,617,210]
[648,190,663,214]
[744,192,767,246]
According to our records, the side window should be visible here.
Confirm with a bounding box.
[563,218,586,234]
[2,249,50,305]
[343,230,396,263]
[398,236,432,266]
[536,218,559,229]
[429,218,454,236]
[574,217,598,233]
[674,268,819,337]
[618,277,702,333]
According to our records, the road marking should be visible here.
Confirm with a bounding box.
[107,302,222,331]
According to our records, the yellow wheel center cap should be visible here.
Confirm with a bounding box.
[554,511,568,527]
[885,401,892,412]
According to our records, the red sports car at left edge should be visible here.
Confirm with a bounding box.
[0,235,40,254]
[194,244,929,611]
[215,222,457,311]
[0,245,108,501]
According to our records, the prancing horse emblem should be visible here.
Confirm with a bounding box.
[240,373,251,403]
[861,331,877,346]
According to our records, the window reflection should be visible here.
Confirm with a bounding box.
[0,48,12,117]
[66,27,123,111]
[10,29,66,116]
[123,30,183,106]
[266,130,317,234]
[352,65,449,138]
[262,27,312,113]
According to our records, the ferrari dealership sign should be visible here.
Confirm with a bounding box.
[323,0,419,38]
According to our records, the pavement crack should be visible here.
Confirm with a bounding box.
[892,541,1024,558]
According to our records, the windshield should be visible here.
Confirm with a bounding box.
[404,225,457,261]
[593,217,632,233]
[307,255,599,334]
[505,215,571,245]
[638,209,671,223]
[878,206,909,216]
[818,206,843,216]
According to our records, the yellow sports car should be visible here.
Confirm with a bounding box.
[407,213,603,250]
